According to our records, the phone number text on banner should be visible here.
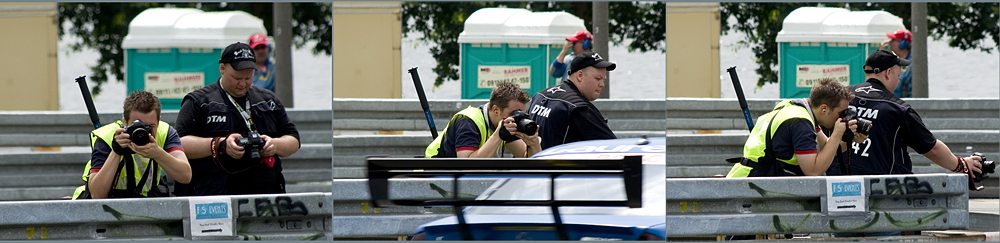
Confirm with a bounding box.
[795,65,850,87]
[144,72,205,99]
[478,65,531,89]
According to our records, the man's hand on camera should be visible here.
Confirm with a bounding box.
[847,119,868,143]
[830,119,847,139]
[130,136,164,159]
[259,134,277,157]
[966,155,984,175]
[111,128,133,155]
[515,125,540,148]
[225,133,245,159]
[498,117,518,135]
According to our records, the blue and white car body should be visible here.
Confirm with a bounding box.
[409,137,666,241]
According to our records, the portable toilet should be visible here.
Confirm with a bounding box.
[776,7,905,98]
[457,8,586,99]
[121,8,267,109]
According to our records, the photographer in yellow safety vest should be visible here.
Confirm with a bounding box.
[72,91,191,199]
[727,79,867,178]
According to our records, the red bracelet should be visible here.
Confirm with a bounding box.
[952,156,967,173]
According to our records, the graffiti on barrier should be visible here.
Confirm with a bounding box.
[772,214,811,233]
[827,209,947,231]
[870,177,934,195]
[237,196,309,217]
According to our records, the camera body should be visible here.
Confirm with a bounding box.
[840,109,873,135]
[236,131,265,159]
[971,152,996,182]
[840,109,873,143]
[126,120,152,146]
[510,110,537,136]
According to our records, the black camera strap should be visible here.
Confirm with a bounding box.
[132,156,158,197]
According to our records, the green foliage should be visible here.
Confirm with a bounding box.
[402,2,666,87]
[721,3,999,88]
[927,3,1000,53]
[58,3,332,96]
[610,2,666,53]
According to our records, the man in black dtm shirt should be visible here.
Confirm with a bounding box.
[174,42,301,196]
[528,52,617,150]
[832,50,982,178]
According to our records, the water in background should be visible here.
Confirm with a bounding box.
[58,34,332,113]
[403,27,998,100]
[718,21,999,99]
[401,33,667,100]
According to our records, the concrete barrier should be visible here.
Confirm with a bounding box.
[0,192,330,240]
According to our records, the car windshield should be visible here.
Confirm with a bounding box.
[465,164,665,215]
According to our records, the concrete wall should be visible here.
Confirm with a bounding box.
[332,2,402,98]
[0,3,58,110]
[666,2,720,98]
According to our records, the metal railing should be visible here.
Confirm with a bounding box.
[332,99,997,181]
[0,192,331,240]
[0,109,332,201]
[666,174,970,236]
[331,178,496,240]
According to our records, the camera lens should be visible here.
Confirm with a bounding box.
[984,160,996,174]
[131,129,149,146]
[519,120,537,135]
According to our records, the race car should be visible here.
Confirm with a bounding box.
[368,137,665,241]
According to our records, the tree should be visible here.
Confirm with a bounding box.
[401,2,666,87]
[58,3,332,95]
[720,3,999,88]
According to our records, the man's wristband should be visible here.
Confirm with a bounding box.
[211,137,220,158]
[952,156,968,173]
[217,134,232,158]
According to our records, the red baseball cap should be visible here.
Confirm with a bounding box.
[566,30,592,42]
[885,29,911,43]
[248,33,269,49]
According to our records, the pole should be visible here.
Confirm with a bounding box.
[75,76,101,129]
[726,66,754,131]
[274,3,295,107]
[408,67,438,139]
[911,2,929,98]
[593,2,610,99]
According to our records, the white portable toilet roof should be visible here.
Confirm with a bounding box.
[776,7,906,43]
[458,8,586,45]
[122,8,267,49]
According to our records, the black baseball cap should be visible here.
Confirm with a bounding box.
[863,49,910,73]
[219,42,257,71]
[569,51,616,75]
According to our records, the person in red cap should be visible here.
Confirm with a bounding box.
[880,29,913,97]
[549,30,593,82]
[248,33,275,92]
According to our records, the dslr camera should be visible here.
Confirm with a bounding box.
[510,110,537,136]
[236,131,265,159]
[126,120,152,146]
[840,109,873,142]
[971,152,996,183]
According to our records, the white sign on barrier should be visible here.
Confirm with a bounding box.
[189,197,233,236]
[826,176,866,213]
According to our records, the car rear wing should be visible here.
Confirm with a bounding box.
[366,155,643,240]
[367,155,643,209]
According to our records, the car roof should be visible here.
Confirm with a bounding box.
[531,137,665,165]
